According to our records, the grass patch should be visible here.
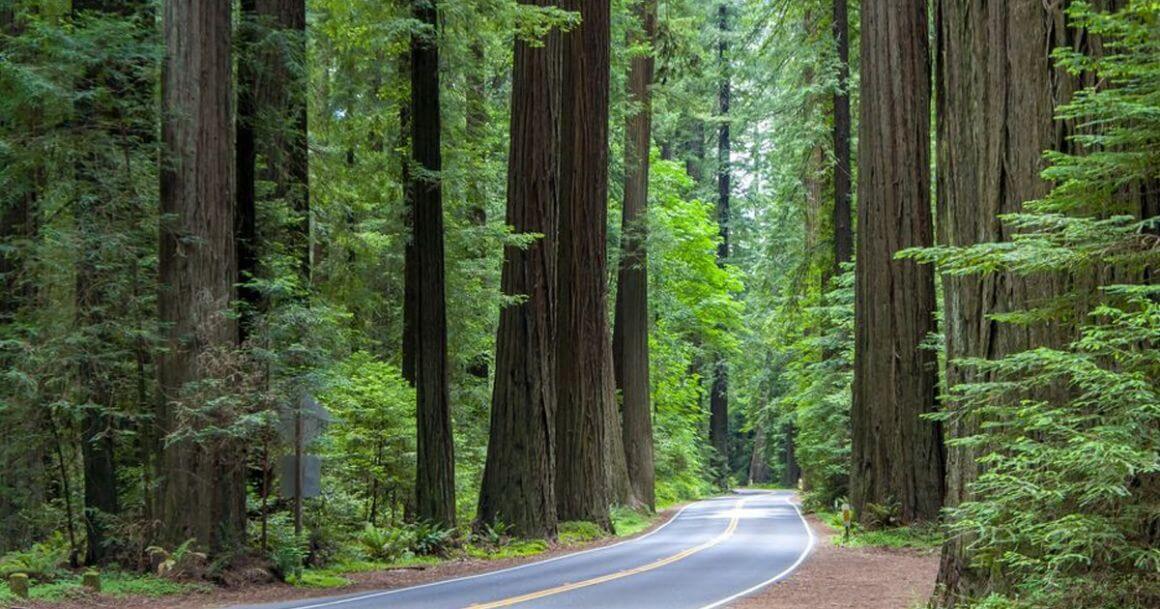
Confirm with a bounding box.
[816,510,942,550]
[611,506,654,537]
[557,521,604,545]
[0,571,204,602]
[289,571,352,589]
[464,539,550,560]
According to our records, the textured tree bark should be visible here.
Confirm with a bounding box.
[400,51,417,386]
[708,1,732,481]
[747,427,771,484]
[780,424,801,488]
[612,0,657,510]
[604,323,635,508]
[933,0,1080,602]
[851,0,944,525]
[411,0,455,528]
[158,0,244,551]
[832,0,852,274]
[477,3,560,538]
[555,0,613,529]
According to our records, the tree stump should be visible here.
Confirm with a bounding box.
[83,570,101,593]
[8,572,29,598]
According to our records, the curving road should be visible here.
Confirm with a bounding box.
[229,490,814,609]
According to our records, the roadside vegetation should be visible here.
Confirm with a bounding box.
[1,1,1155,609]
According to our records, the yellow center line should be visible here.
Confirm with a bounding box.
[465,499,748,609]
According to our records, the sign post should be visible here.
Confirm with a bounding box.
[278,394,331,536]
[841,503,853,544]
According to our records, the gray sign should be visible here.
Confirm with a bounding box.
[279,455,322,499]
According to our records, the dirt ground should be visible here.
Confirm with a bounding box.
[726,514,939,609]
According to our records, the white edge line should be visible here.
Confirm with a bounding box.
[692,493,817,609]
[267,499,707,609]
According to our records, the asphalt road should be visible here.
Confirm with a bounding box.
[229,490,814,609]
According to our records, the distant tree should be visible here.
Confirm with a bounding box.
[709,0,732,483]
[410,0,455,528]
[831,0,852,275]
[613,0,658,510]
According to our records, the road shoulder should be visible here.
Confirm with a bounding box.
[21,506,688,609]
[724,513,938,609]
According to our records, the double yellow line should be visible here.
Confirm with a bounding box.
[467,499,748,609]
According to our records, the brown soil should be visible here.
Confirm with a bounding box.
[17,508,683,609]
[726,514,939,609]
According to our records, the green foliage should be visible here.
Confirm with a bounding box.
[907,4,1160,608]
[0,570,201,603]
[319,353,416,528]
[818,511,941,550]
[357,523,412,563]
[409,521,456,557]
[781,270,853,510]
[0,533,69,582]
[610,506,654,538]
[647,157,739,504]
[557,521,605,546]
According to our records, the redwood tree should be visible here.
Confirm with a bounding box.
[410,0,455,528]
[478,0,560,538]
[850,0,943,524]
[709,0,732,481]
[236,0,310,328]
[157,0,244,551]
[556,0,613,529]
[934,0,1070,600]
[612,0,658,510]
[832,0,852,273]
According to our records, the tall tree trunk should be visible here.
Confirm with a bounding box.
[708,1,732,484]
[747,427,771,484]
[477,1,560,538]
[604,323,635,508]
[73,0,155,562]
[780,424,801,487]
[832,0,853,274]
[158,0,244,551]
[236,0,309,336]
[400,52,417,386]
[236,0,259,338]
[0,5,43,547]
[555,0,613,529]
[612,0,657,510]
[933,0,1073,602]
[411,0,455,528]
[851,0,944,525]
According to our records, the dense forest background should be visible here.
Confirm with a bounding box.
[0,0,1156,608]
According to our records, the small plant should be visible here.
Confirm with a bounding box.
[0,533,70,582]
[862,497,901,530]
[471,520,513,549]
[145,538,207,579]
[357,523,411,563]
[409,521,455,557]
[268,536,308,582]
